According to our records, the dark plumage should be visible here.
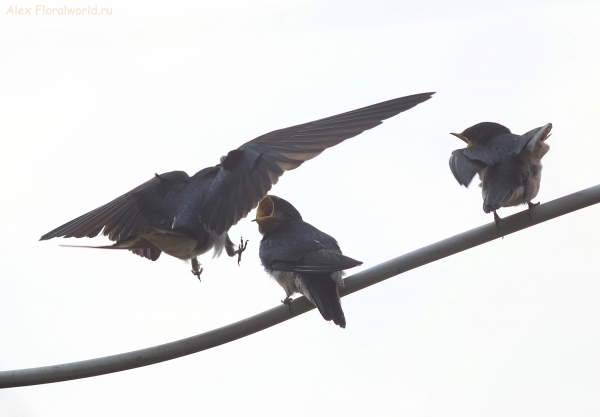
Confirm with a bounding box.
[449,121,552,226]
[40,93,433,277]
[255,195,362,328]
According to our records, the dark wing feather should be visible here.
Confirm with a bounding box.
[449,145,500,187]
[264,229,361,274]
[482,158,527,213]
[512,123,552,155]
[197,92,435,235]
[482,187,515,213]
[463,146,501,166]
[274,249,363,273]
[40,171,190,260]
[449,150,488,187]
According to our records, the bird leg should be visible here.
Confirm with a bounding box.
[191,258,203,282]
[234,237,249,266]
[493,211,501,229]
[527,201,540,220]
[281,296,293,314]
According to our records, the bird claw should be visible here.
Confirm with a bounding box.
[527,201,540,220]
[191,268,204,282]
[191,258,203,282]
[235,237,249,266]
[493,211,501,229]
[281,297,293,314]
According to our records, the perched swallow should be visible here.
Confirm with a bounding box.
[449,122,552,226]
[40,92,433,278]
[255,195,362,328]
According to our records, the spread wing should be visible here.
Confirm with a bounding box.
[196,92,435,235]
[40,171,190,260]
[512,123,552,155]
[41,92,434,256]
[449,145,500,187]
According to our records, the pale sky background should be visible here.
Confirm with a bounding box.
[1,1,600,416]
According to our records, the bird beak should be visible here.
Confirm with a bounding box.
[450,132,470,144]
[255,196,275,221]
[254,196,281,235]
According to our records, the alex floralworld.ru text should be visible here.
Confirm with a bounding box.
[6,5,112,15]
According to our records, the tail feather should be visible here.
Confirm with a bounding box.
[299,274,346,328]
[59,235,161,261]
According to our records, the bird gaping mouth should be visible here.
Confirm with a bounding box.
[255,196,275,220]
[450,132,470,145]
[254,196,283,235]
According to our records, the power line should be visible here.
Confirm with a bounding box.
[2,184,599,389]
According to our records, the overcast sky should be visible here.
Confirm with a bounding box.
[1,1,600,416]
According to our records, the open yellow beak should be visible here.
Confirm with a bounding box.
[450,132,470,145]
[255,196,274,221]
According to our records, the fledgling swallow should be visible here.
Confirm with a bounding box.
[40,93,433,279]
[449,122,552,226]
[255,195,362,328]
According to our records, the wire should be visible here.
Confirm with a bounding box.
[1,184,599,389]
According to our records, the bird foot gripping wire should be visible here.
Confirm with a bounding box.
[281,297,293,314]
[235,237,249,266]
[527,201,540,220]
[191,258,204,282]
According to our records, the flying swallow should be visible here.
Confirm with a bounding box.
[255,195,361,328]
[40,92,434,278]
[449,122,552,226]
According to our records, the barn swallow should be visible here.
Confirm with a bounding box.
[254,195,362,328]
[40,92,433,279]
[449,122,552,227]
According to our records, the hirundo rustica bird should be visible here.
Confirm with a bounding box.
[40,92,433,279]
[449,122,552,226]
[254,195,362,328]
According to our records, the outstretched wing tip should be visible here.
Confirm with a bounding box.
[200,93,437,234]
